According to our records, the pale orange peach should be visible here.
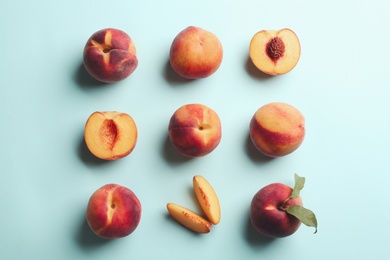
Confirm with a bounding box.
[250,102,305,157]
[170,26,223,79]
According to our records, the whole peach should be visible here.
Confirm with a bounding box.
[83,28,138,83]
[170,26,223,79]
[86,184,141,239]
[250,183,302,238]
[168,104,222,157]
[250,102,305,157]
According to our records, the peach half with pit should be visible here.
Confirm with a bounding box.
[168,104,222,157]
[249,28,300,75]
[250,102,305,157]
[170,26,223,79]
[86,184,142,239]
[83,28,138,83]
[84,111,137,160]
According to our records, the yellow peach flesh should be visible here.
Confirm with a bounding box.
[167,203,212,233]
[250,28,300,75]
[193,175,221,225]
[84,111,137,160]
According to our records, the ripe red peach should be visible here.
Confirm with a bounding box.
[250,28,300,75]
[250,102,305,157]
[170,26,223,79]
[86,184,142,239]
[250,183,302,238]
[83,28,138,83]
[168,104,222,157]
[84,111,137,160]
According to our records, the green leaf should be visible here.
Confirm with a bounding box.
[287,205,318,234]
[290,173,305,199]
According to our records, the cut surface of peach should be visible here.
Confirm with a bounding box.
[166,203,211,233]
[249,28,300,75]
[193,175,221,225]
[84,111,137,160]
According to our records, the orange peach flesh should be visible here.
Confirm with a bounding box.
[193,175,221,225]
[84,111,137,160]
[167,203,212,233]
[249,28,300,75]
[250,102,305,157]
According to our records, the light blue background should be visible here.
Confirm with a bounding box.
[1,0,389,259]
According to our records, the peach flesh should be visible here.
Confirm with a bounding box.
[249,28,300,75]
[84,111,137,160]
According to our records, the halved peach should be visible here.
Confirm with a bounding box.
[166,203,212,233]
[84,111,137,160]
[193,175,220,225]
[249,28,300,75]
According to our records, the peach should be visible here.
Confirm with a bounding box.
[250,183,302,238]
[86,184,141,239]
[168,104,222,157]
[250,102,305,157]
[193,175,220,225]
[249,28,300,75]
[169,26,223,79]
[166,203,212,234]
[83,28,138,83]
[84,111,137,160]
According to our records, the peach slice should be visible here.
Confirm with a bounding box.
[249,28,300,75]
[193,175,220,225]
[166,203,212,234]
[84,111,137,160]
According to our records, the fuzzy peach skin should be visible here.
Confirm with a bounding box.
[250,183,302,238]
[249,28,300,75]
[84,111,137,160]
[86,184,142,239]
[168,104,222,157]
[250,102,305,157]
[83,28,138,83]
[170,26,223,79]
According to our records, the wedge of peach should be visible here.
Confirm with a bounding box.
[167,203,212,234]
[84,111,137,160]
[193,175,220,225]
[249,28,300,75]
